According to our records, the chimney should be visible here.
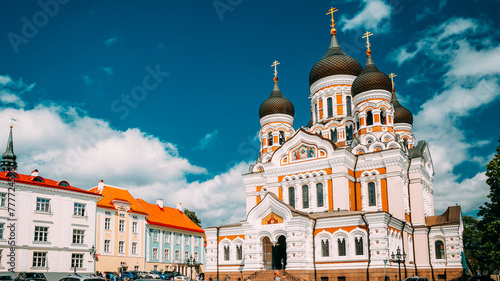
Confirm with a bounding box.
[176,202,182,211]
[97,180,105,193]
[31,169,39,177]
[157,199,164,209]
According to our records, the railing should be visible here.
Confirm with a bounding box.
[246,270,264,280]
[284,271,300,281]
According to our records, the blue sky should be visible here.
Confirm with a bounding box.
[0,0,499,227]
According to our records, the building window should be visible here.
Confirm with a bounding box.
[104,240,110,252]
[331,128,337,142]
[338,238,346,256]
[73,203,86,217]
[316,183,324,207]
[381,113,386,125]
[288,187,295,208]
[185,235,190,246]
[435,241,445,259]
[132,242,137,255]
[368,182,376,207]
[152,248,159,260]
[224,245,230,261]
[71,253,84,269]
[152,230,159,243]
[32,252,47,268]
[194,251,199,262]
[164,232,170,244]
[0,193,6,207]
[346,96,352,116]
[72,229,85,244]
[119,220,125,232]
[302,185,309,209]
[366,111,373,126]
[327,98,333,118]
[118,241,124,254]
[279,131,285,145]
[0,223,4,239]
[346,125,353,140]
[164,249,170,260]
[321,239,329,257]
[175,233,181,245]
[175,250,180,262]
[236,245,242,260]
[185,251,189,260]
[268,132,273,146]
[132,221,138,233]
[314,103,318,121]
[355,237,364,256]
[104,218,111,230]
[134,266,139,271]
[36,198,50,213]
[34,226,48,242]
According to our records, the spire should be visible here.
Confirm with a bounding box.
[1,125,17,172]
[363,31,375,67]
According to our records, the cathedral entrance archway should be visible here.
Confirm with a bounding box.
[273,235,287,270]
[262,236,273,269]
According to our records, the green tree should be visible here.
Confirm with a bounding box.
[184,208,202,227]
[477,139,500,276]
[462,216,483,275]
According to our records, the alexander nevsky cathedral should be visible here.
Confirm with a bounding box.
[204,8,464,281]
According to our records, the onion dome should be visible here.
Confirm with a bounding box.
[309,31,363,86]
[259,77,295,119]
[0,125,17,172]
[351,51,392,97]
[392,90,413,125]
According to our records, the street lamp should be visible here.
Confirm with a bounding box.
[185,256,197,281]
[89,245,96,276]
[391,247,406,281]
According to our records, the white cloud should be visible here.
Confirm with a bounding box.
[193,130,219,151]
[100,66,114,76]
[81,75,93,86]
[0,75,12,85]
[104,37,118,48]
[341,0,392,33]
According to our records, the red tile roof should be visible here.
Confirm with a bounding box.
[88,185,148,215]
[0,171,100,197]
[136,199,204,234]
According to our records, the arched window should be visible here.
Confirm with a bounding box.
[327,98,333,118]
[435,240,445,259]
[302,185,309,209]
[279,131,285,145]
[381,112,386,125]
[356,119,360,130]
[314,104,318,121]
[366,111,373,126]
[338,238,346,256]
[316,183,324,207]
[321,239,329,257]
[355,237,364,255]
[368,182,376,207]
[346,125,353,140]
[236,245,243,260]
[346,96,352,116]
[288,187,295,208]
[331,128,337,142]
[224,245,230,261]
[268,132,273,146]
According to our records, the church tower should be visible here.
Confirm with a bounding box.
[0,125,17,172]
[391,78,415,149]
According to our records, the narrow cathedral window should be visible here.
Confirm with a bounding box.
[368,182,376,207]
[435,241,444,259]
[315,104,318,121]
[236,245,243,260]
[279,131,285,145]
[346,125,353,141]
[355,237,364,255]
[338,238,346,256]
[366,111,373,126]
[331,128,337,142]
[302,185,309,209]
[316,183,324,207]
[356,120,360,130]
[268,132,273,146]
[346,96,352,116]
[327,98,333,118]
[224,245,230,261]
[321,239,329,257]
[289,187,295,208]
[381,113,386,125]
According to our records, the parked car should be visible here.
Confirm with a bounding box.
[173,276,187,281]
[13,273,46,281]
[148,272,161,279]
[122,272,138,280]
[58,274,105,281]
[137,272,154,279]
[150,271,167,280]
[0,276,13,280]
[404,277,430,281]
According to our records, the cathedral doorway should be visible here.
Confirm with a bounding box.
[262,237,273,269]
[273,235,287,270]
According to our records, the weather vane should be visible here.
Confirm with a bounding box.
[389,73,397,90]
[271,60,280,78]
[362,31,373,53]
[326,7,338,33]
[10,116,16,128]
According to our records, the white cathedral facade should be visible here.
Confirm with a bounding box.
[204,13,463,281]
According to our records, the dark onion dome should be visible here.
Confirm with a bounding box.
[392,90,413,125]
[259,77,295,119]
[351,51,392,97]
[309,31,363,86]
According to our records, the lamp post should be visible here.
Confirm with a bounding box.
[383,259,388,281]
[185,255,197,281]
[391,247,406,281]
[89,245,97,276]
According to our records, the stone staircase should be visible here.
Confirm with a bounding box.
[246,270,298,281]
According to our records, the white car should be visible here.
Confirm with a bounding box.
[149,272,161,279]
[173,276,188,281]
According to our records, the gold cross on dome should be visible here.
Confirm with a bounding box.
[326,7,338,28]
[362,31,373,51]
[271,60,280,77]
[389,73,397,89]
[10,116,16,127]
